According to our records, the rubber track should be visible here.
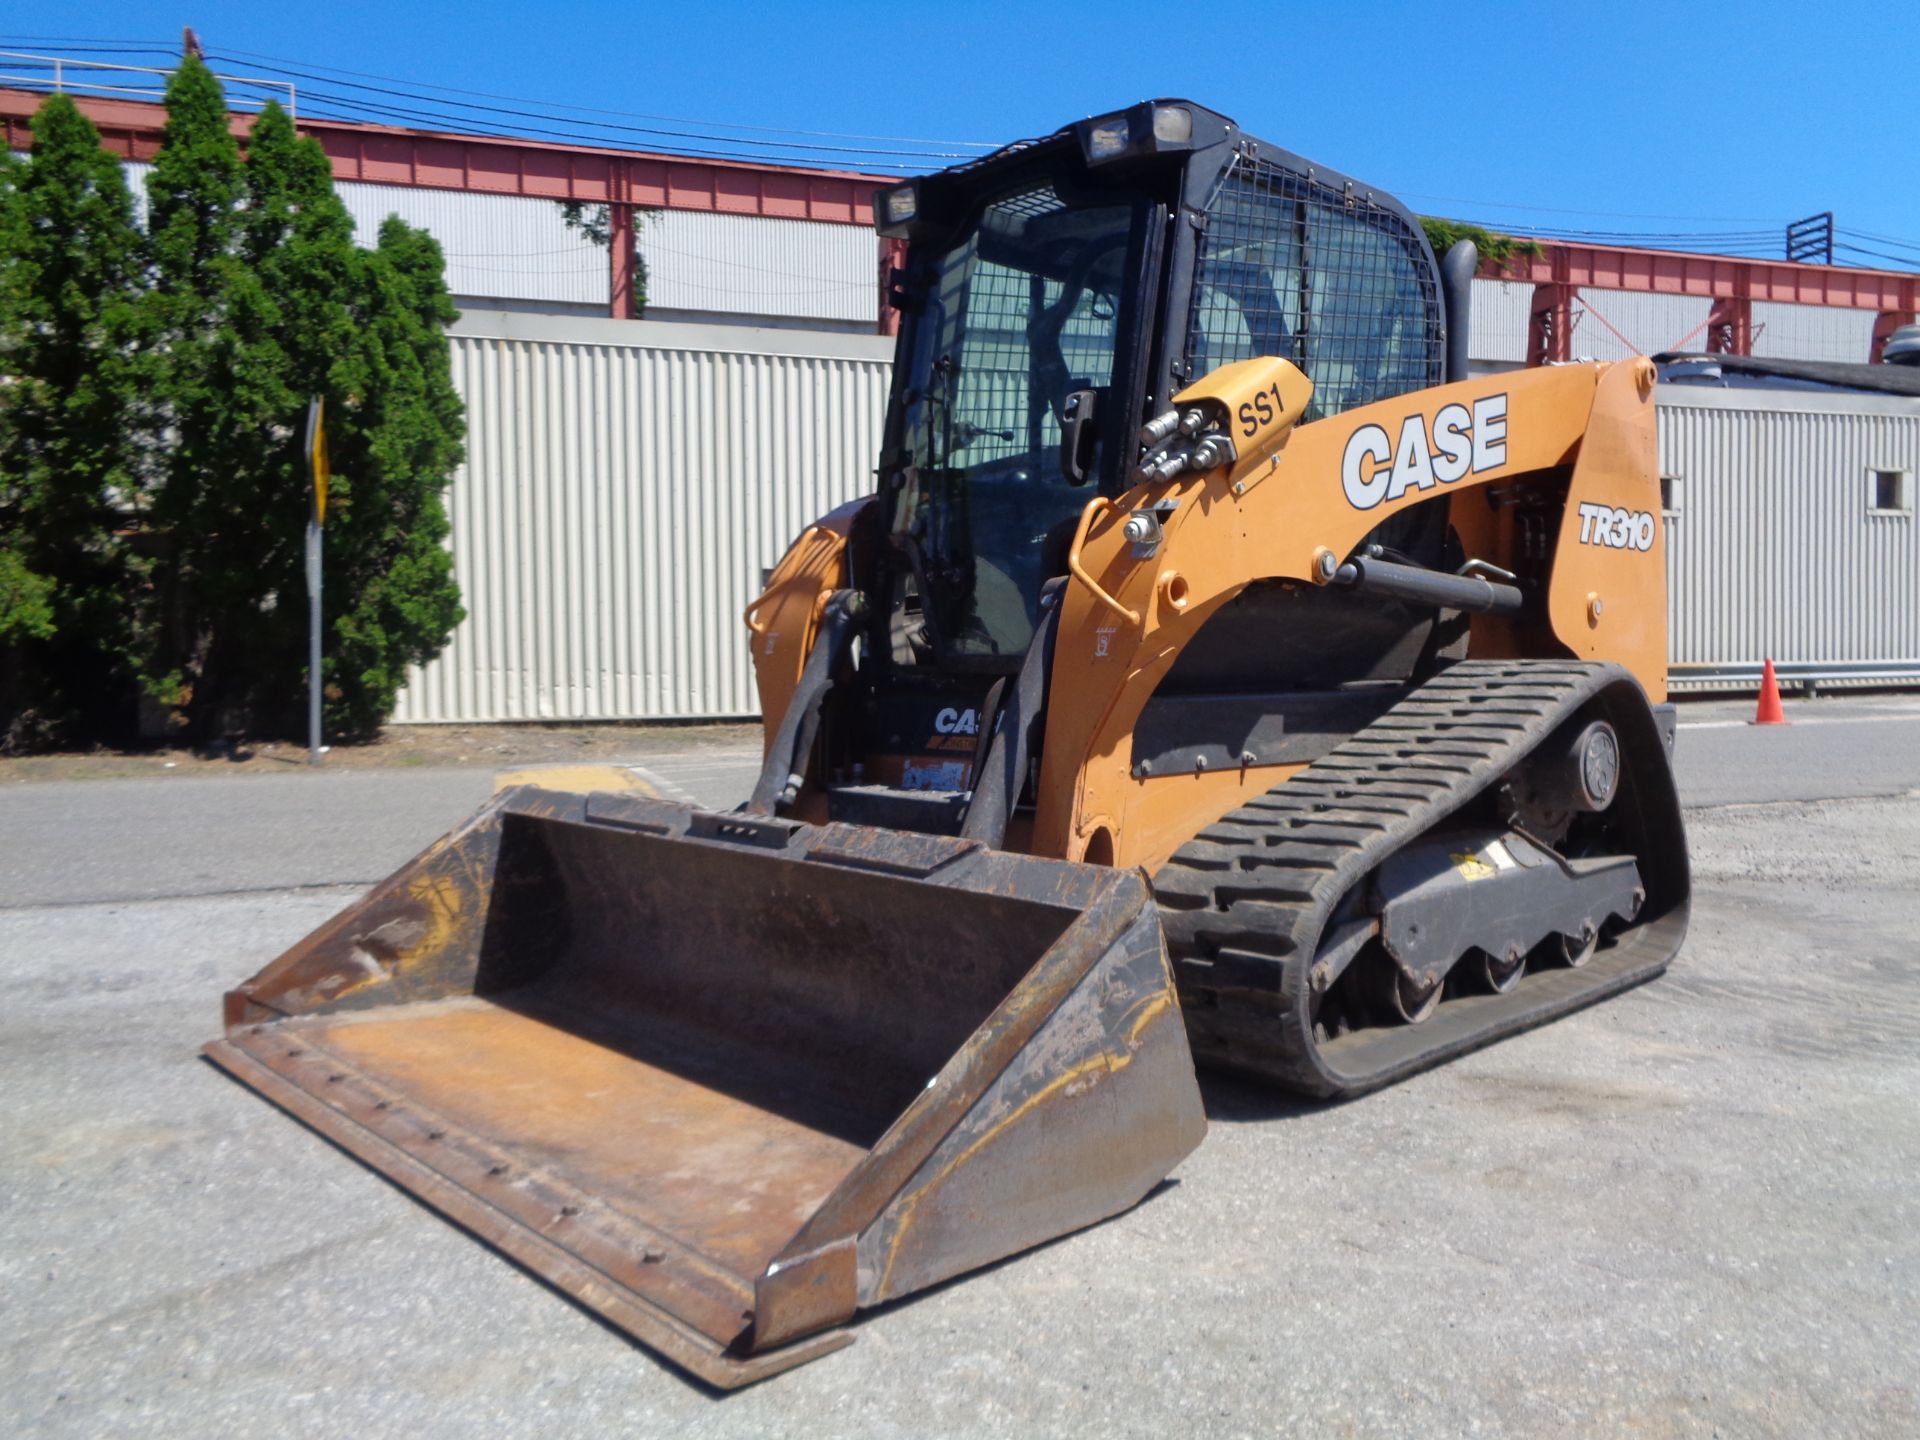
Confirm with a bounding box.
[1154,659,1687,1097]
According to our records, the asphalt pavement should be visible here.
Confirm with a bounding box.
[2,691,1917,1437]
[1670,693,1920,807]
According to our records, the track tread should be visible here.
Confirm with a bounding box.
[1155,659,1684,1096]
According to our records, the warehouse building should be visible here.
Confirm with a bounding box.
[6,79,1919,719]
[381,318,1920,724]
[1656,357,1920,693]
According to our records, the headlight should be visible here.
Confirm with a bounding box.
[1151,104,1192,145]
[1080,103,1201,164]
[1085,117,1131,160]
[882,185,918,225]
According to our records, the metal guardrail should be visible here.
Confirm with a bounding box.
[1670,661,1920,693]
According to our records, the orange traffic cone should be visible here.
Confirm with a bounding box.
[1752,658,1787,725]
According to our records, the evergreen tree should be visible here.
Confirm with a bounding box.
[140,72,465,740]
[0,95,149,747]
[210,101,361,731]
[320,216,466,737]
[142,54,254,736]
[0,62,465,747]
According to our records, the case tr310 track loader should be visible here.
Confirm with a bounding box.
[207,99,1689,1387]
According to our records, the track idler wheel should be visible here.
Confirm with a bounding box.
[1512,717,1622,833]
[1476,945,1527,994]
[1556,924,1599,969]
[1368,955,1442,1024]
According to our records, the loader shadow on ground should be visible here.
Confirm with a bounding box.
[1195,1068,1338,1124]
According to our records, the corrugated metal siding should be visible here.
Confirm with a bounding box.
[1750,301,1877,363]
[1469,278,1533,364]
[120,164,880,320]
[123,158,153,229]
[1659,389,1920,680]
[335,182,610,306]
[402,356,1920,723]
[643,210,880,324]
[118,162,609,305]
[1573,289,1710,362]
[393,317,891,723]
[1448,282,1886,369]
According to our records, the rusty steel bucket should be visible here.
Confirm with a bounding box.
[205,786,1205,1387]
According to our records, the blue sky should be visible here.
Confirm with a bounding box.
[12,1,1919,266]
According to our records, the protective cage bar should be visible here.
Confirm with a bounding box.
[1187,155,1443,422]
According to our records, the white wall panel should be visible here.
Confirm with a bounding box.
[120,162,609,305]
[1469,278,1533,364]
[1750,301,1877,364]
[334,182,610,307]
[1572,289,1711,362]
[642,210,880,324]
[1467,285,1725,367]
[393,313,893,723]
[122,157,153,229]
[122,163,881,321]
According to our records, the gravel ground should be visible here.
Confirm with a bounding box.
[2,713,1917,1437]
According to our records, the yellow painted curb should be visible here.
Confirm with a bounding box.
[493,764,662,798]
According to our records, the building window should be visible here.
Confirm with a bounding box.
[1660,474,1683,514]
[1868,468,1912,515]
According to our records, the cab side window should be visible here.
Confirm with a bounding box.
[1188,163,1441,422]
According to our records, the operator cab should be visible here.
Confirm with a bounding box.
[820,101,1456,835]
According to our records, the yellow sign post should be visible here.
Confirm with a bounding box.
[308,395,330,525]
[304,398,329,765]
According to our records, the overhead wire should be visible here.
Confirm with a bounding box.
[8,35,1919,267]
[1,33,978,170]
[1838,226,1920,254]
[201,41,997,149]
[199,49,976,165]
[282,87,918,169]
[1834,241,1920,270]
[1390,190,1781,224]
[1827,228,1920,259]
[0,37,177,53]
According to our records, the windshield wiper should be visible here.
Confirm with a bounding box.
[925,352,961,470]
[953,420,1015,447]
[924,354,1018,460]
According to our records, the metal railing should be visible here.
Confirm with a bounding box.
[1670,660,1920,693]
[0,51,295,121]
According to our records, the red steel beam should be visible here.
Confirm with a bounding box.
[0,87,891,225]
[1486,239,1920,314]
[607,198,637,321]
[10,86,1916,325]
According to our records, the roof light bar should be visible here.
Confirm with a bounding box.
[1077,103,1196,165]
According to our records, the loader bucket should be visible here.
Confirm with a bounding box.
[205,787,1205,1388]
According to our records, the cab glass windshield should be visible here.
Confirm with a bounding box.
[891,183,1139,659]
